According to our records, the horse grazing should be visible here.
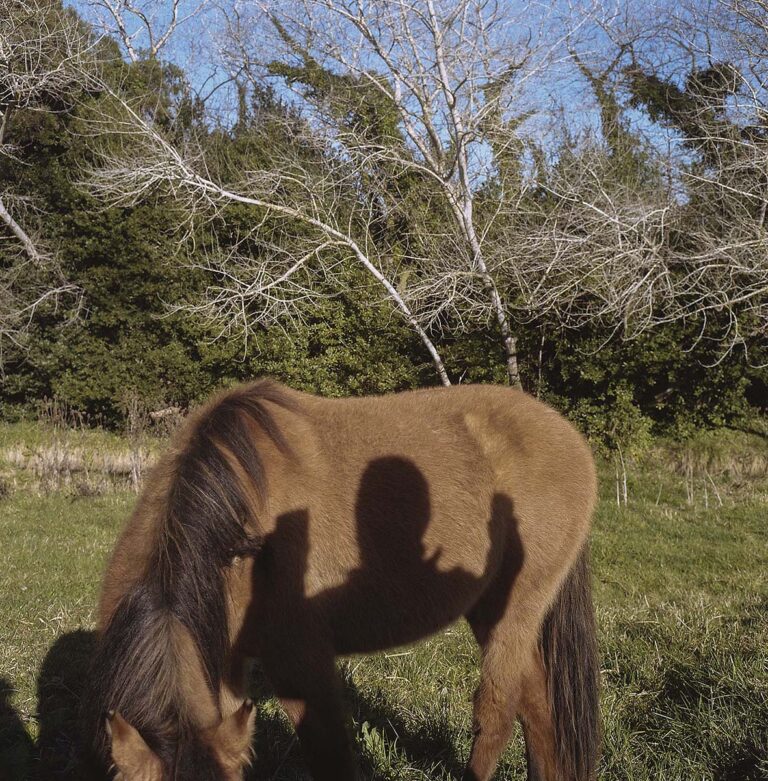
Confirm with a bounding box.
[84,380,600,781]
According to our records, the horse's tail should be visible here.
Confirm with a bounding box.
[539,543,600,781]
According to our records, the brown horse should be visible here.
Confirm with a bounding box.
[84,380,600,781]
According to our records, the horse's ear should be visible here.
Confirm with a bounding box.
[106,711,162,779]
[210,699,256,768]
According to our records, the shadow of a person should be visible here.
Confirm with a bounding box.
[0,677,33,781]
[336,484,524,778]
[239,510,317,779]
[341,672,468,779]
[238,459,525,778]
[316,456,513,653]
[34,629,99,780]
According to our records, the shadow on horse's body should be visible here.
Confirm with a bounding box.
[84,381,600,781]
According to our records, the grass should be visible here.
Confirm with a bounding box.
[0,417,165,496]
[0,424,766,780]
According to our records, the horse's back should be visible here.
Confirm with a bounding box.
[252,384,595,654]
[301,383,596,538]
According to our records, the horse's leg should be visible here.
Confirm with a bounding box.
[462,528,562,781]
[518,645,557,781]
[261,649,356,781]
[462,611,533,781]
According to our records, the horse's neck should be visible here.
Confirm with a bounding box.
[99,458,178,629]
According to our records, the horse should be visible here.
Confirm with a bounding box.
[83,379,600,781]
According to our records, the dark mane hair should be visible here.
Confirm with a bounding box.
[83,380,293,767]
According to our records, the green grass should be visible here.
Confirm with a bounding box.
[0,427,766,780]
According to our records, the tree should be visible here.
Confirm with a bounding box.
[0,51,431,420]
[253,0,561,385]
[0,0,97,361]
[81,0,570,386]
[616,0,768,357]
[75,0,768,388]
[492,0,768,361]
[85,0,211,63]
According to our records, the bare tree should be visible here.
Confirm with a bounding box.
[221,0,570,385]
[86,0,211,62]
[499,0,768,359]
[84,0,570,386]
[84,89,453,383]
[0,0,94,359]
[83,0,768,378]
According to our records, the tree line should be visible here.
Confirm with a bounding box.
[1,0,766,448]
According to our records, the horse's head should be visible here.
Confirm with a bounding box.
[104,701,256,780]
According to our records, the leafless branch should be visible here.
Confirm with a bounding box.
[0,0,92,358]
[86,0,211,61]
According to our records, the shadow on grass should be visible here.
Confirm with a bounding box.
[345,676,466,779]
[245,662,304,780]
[8,628,763,781]
[0,677,34,780]
[0,630,100,781]
[34,629,99,780]
[2,632,464,781]
[713,743,767,781]
[244,662,466,780]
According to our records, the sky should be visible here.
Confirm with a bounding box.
[64,0,623,123]
[63,0,750,171]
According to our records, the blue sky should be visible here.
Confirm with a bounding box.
[64,0,746,171]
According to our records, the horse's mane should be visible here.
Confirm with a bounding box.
[84,380,293,765]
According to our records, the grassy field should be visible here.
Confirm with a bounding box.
[0,424,766,780]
